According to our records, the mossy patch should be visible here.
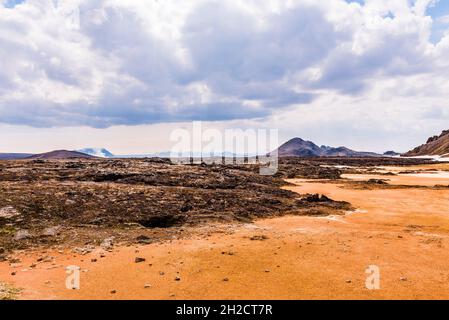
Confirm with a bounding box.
[0,282,21,300]
[0,225,16,236]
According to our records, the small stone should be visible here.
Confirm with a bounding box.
[400,277,408,282]
[73,246,95,255]
[14,230,31,241]
[110,290,117,294]
[159,271,165,276]
[42,226,61,237]
[250,235,269,241]
[46,265,61,270]
[346,279,352,284]
[101,237,115,251]
[135,257,146,263]
[91,259,97,263]
[0,206,20,219]
[264,270,271,273]
[136,235,151,244]
[11,272,16,276]
[223,278,229,282]
[144,284,152,289]
[175,276,181,281]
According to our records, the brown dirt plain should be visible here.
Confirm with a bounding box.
[1,159,449,300]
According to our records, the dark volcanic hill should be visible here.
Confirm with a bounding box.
[277,138,379,157]
[405,130,449,157]
[27,150,95,160]
[383,151,401,156]
[0,153,34,160]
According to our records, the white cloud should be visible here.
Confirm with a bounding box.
[0,0,449,152]
[437,14,449,24]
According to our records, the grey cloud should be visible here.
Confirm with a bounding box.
[79,4,185,86]
[183,2,341,82]
[304,17,434,94]
[0,0,444,128]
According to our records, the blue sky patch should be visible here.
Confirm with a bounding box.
[428,1,449,43]
[3,0,25,8]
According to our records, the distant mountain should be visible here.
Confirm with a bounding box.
[78,148,114,158]
[154,151,256,158]
[27,150,95,160]
[383,151,401,156]
[0,153,34,160]
[277,138,379,157]
[404,130,449,157]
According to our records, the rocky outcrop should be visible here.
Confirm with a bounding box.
[276,138,379,157]
[405,130,449,157]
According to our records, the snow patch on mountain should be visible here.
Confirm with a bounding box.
[78,148,114,158]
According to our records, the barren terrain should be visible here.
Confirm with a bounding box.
[1,158,449,300]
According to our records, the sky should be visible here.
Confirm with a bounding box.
[1,0,449,154]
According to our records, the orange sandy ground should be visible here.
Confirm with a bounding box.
[1,165,449,300]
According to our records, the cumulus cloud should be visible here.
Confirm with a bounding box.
[0,0,449,128]
[437,14,449,24]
